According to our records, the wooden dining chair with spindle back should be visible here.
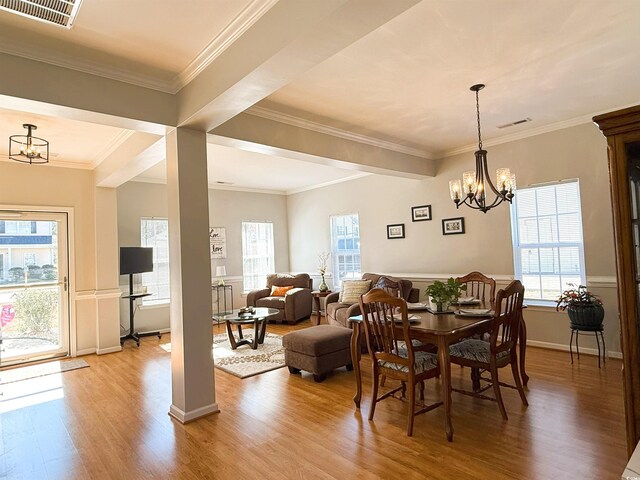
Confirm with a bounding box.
[448,280,528,420]
[359,288,443,436]
[455,271,497,307]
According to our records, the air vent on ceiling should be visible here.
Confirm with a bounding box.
[497,118,532,129]
[0,0,84,28]
[215,181,234,186]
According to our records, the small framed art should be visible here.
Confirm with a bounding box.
[387,223,405,239]
[442,217,465,235]
[411,205,432,222]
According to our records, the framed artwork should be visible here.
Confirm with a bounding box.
[209,227,227,258]
[387,223,405,239]
[411,204,432,222]
[442,217,465,235]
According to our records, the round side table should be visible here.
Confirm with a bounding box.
[311,290,332,326]
[569,325,605,368]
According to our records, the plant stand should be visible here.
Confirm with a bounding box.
[569,326,606,368]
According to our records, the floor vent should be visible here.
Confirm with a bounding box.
[497,118,532,129]
[0,0,84,28]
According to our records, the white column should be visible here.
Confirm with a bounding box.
[166,127,218,423]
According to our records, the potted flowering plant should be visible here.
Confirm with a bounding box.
[318,252,330,292]
[556,284,604,329]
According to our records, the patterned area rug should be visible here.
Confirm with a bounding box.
[160,333,286,379]
[0,358,89,385]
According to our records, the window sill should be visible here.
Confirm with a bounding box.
[140,300,170,309]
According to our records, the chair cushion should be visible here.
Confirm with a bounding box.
[378,351,438,375]
[255,296,286,309]
[397,339,426,356]
[339,280,371,304]
[449,339,510,363]
[282,325,352,356]
[271,285,294,297]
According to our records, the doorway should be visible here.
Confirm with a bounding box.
[0,211,69,366]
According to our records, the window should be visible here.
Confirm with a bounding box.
[330,214,361,288]
[511,180,585,303]
[242,222,274,292]
[140,218,170,305]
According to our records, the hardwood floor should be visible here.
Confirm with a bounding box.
[0,318,626,479]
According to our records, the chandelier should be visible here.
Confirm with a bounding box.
[448,84,515,213]
[9,124,49,164]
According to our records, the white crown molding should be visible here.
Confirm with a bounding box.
[286,173,371,195]
[90,129,136,169]
[129,176,285,196]
[0,42,175,93]
[246,106,434,159]
[172,0,278,92]
[441,101,640,158]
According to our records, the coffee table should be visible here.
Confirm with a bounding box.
[213,308,279,350]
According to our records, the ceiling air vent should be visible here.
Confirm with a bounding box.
[497,118,532,129]
[0,0,84,28]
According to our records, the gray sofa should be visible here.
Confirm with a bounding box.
[325,272,420,328]
[246,273,313,324]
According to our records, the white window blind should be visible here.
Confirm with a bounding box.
[141,218,170,305]
[330,214,361,289]
[242,222,274,292]
[511,180,586,303]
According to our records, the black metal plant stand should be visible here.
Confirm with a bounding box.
[569,326,606,368]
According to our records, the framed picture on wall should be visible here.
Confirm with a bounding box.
[387,223,405,239]
[442,217,465,235]
[411,205,432,222]
[209,227,227,258]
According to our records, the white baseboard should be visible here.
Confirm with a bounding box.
[527,339,622,359]
[76,347,97,356]
[97,346,122,355]
[139,327,171,335]
[168,403,220,423]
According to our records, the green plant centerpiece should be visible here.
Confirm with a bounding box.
[425,278,466,313]
[556,284,604,330]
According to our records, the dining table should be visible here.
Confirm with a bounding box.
[348,304,526,442]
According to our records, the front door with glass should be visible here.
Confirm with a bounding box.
[0,211,69,366]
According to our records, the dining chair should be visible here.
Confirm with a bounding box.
[455,271,497,307]
[358,288,443,436]
[448,280,528,420]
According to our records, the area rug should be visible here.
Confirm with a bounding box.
[0,358,89,385]
[160,333,286,379]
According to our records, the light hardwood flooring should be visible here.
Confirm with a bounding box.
[0,317,627,479]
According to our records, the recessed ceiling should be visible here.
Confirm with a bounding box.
[262,0,640,155]
[134,143,367,195]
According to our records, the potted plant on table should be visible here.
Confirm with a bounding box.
[556,284,604,329]
[425,278,466,313]
[318,252,330,292]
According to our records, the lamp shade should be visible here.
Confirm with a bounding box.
[215,266,227,277]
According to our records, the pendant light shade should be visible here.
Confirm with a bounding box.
[9,124,49,165]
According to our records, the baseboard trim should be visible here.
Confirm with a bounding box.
[527,339,622,359]
[76,347,97,356]
[97,346,123,355]
[168,403,220,423]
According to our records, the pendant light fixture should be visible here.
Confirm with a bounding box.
[449,84,516,213]
[9,124,49,164]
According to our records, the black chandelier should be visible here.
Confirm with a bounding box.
[449,84,515,213]
[9,124,49,164]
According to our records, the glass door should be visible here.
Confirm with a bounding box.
[0,211,69,366]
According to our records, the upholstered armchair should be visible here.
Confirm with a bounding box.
[246,273,313,324]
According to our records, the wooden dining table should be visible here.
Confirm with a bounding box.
[349,306,524,442]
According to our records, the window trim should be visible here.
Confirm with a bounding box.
[510,179,586,305]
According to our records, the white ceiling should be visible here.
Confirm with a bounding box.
[0,0,639,192]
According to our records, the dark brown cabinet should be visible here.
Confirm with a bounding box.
[594,106,640,456]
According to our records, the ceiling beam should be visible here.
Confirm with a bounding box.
[176,0,420,132]
[211,112,434,178]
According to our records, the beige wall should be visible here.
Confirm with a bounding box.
[116,181,290,332]
[0,162,120,354]
[287,123,621,355]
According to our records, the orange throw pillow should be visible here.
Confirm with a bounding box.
[271,285,294,297]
